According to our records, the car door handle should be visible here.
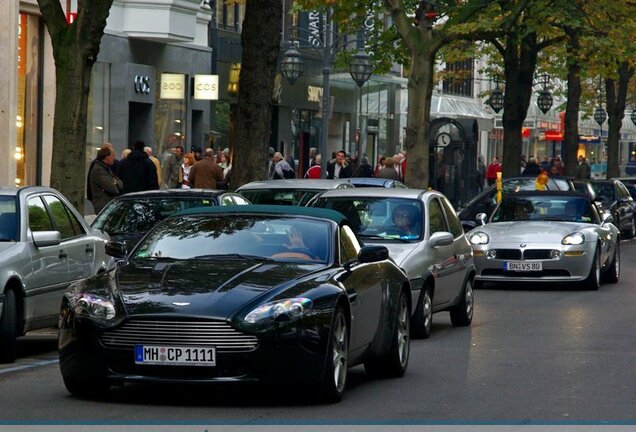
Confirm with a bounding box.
[85,245,94,254]
[58,250,67,259]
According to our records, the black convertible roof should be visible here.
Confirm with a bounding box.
[176,204,348,224]
[506,190,589,199]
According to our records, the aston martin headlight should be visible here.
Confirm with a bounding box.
[469,231,489,245]
[562,232,585,245]
[245,298,313,324]
[73,293,116,321]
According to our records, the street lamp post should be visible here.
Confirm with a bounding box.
[280,8,372,179]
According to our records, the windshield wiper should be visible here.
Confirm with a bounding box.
[536,216,565,221]
[359,234,411,243]
[193,253,273,261]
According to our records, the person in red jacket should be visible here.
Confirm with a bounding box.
[485,156,502,186]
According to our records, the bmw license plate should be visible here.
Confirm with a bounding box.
[135,345,216,366]
[504,261,542,271]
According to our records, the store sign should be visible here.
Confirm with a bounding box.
[160,73,185,99]
[308,85,323,102]
[134,75,151,95]
[194,75,219,100]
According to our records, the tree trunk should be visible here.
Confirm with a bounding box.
[404,49,435,189]
[605,62,633,179]
[500,32,537,179]
[37,0,113,210]
[231,0,282,188]
[563,30,582,178]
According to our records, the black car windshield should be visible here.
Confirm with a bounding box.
[492,196,596,223]
[131,215,331,263]
[92,197,217,234]
[0,196,18,241]
[590,183,616,205]
[240,189,320,206]
[313,197,423,241]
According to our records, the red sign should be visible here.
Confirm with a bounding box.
[521,127,531,138]
[545,130,563,141]
[66,12,77,24]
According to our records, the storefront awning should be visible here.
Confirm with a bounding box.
[429,94,494,132]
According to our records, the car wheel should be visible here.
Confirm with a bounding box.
[411,285,433,339]
[602,242,620,284]
[364,289,410,378]
[450,277,474,327]
[0,289,17,364]
[63,376,110,399]
[319,306,348,403]
[583,246,601,290]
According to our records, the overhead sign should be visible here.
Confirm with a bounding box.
[194,75,219,100]
[160,73,185,99]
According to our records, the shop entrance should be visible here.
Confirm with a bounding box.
[128,102,152,148]
[429,118,479,207]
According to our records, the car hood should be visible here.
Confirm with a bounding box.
[479,221,587,243]
[116,259,323,317]
[0,242,18,256]
[359,239,416,266]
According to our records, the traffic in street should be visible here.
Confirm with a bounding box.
[2,239,635,422]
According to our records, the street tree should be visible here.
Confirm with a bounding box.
[231,0,283,187]
[36,0,113,209]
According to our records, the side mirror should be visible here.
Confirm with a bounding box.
[429,231,454,248]
[358,245,389,263]
[476,213,487,226]
[601,212,614,225]
[32,231,61,247]
[105,241,127,258]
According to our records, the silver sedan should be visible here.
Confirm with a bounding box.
[468,191,620,290]
[311,188,475,339]
[0,186,110,363]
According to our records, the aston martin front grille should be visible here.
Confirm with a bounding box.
[495,249,522,260]
[523,249,553,260]
[100,319,258,353]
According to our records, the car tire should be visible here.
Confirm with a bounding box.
[0,289,17,364]
[63,375,110,399]
[411,285,433,339]
[602,242,620,284]
[319,306,348,403]
[364,289,410,378]
[583,246,601,291]
[450,277,474,327]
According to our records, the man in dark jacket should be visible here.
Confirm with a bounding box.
[521,157,541,176]
[189,148,224,189]
[117,140,159,194]
[327,150,353,179]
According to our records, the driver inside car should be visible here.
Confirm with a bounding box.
[391,204,421,237]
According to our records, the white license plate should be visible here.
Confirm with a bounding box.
[504,261,542,271]
[135,345,216,366]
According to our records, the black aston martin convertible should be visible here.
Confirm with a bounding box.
[58,205,411,402]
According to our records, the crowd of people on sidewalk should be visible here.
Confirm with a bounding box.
[86,141,232,213]
[475,153,592,193]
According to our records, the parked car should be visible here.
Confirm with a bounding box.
[590,179,635,238]
[612,177,636,200]
[458,176,574,232]
[90,188,250,253]
[468,191,620,290]
[236,179,353,206]
[310,188,475,339]
[59,205,411,402]
[347,178,407,188]
[0,186,110,363]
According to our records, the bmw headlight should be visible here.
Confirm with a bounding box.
[562,232,585,245]
[73,293,116,321]
[245,298,313,324]
[469,231,489,245]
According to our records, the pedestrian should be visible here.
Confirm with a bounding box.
[522,157,541,176]
[117,140,159,194]
[327,150,352,179]
[520,154,527,174]
[144,146,163,188]
[539,156,550,172]
[220,149,232,189]
[305,154,322,179]
[89,145,123,214]
[87,142,118,205]
[575,155,591,179]
[377,156,401,180]
[188,148,224,189]
[476,155,486,192]
[121,148,131,160]
[267,147,276,180]
[552,156,565,176]
[163,144,184,188]
[191,145,203,162]
[352,156,374,178]
[374,155,386,177]
[272,151,295,179]
[486,156,502,186]
[309,147,317,168]
[179,152,196,189]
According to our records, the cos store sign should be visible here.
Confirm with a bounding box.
[194,75,219,100]
[159,74,219,100]
[160,73,185,99]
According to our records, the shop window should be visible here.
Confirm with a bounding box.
[155,71,186,163]
[86,62,110,185]
[17,14,41,187]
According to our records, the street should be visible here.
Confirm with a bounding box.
[1,240,636,423]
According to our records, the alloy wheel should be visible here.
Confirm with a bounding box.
[397,295,410,366]
[331,313,348,392]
